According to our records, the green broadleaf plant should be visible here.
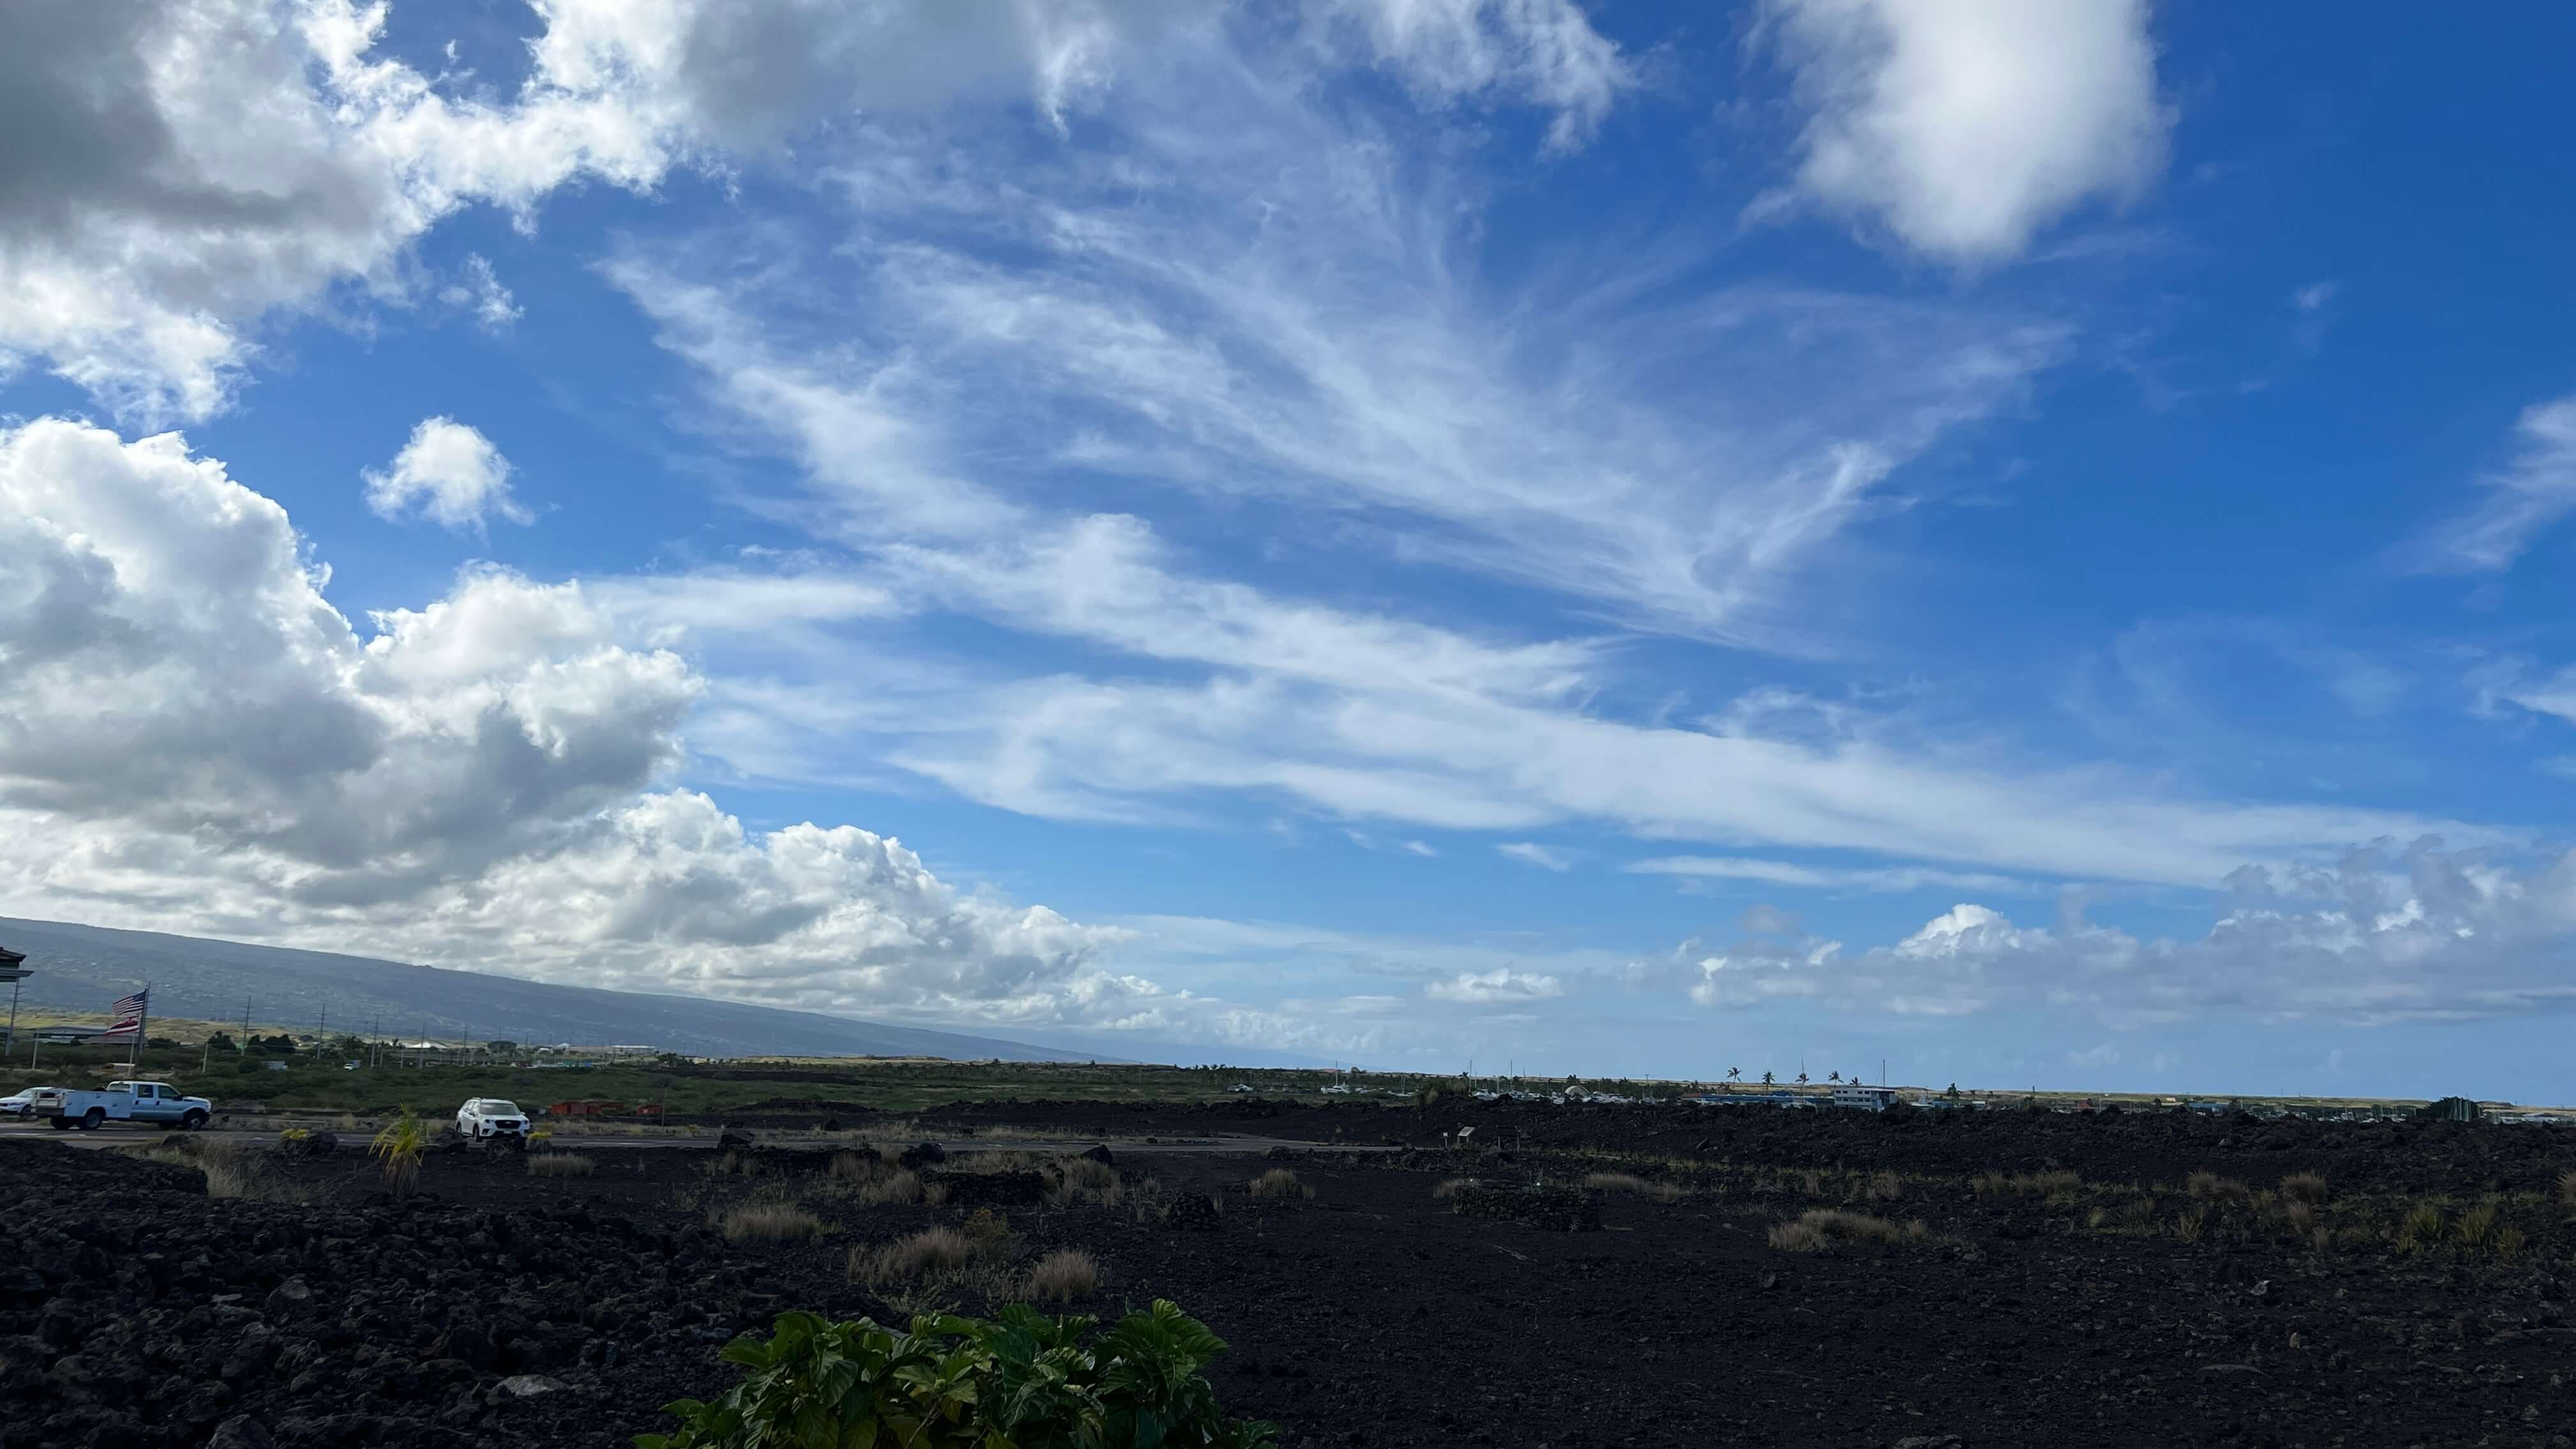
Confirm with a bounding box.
[636,1301,1278,1449]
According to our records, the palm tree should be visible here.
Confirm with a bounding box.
[1827,1070,1841,1083]
[1795,1071,1809,1085]
[1761,1071,1775,1087]
[1726,1066,1742,1081]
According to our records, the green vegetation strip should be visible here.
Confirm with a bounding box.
[638,1301,1275,1449]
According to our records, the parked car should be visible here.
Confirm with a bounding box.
[456,1098,532,1144]
[0,1085,66,1119]
[27,1081,213,1131]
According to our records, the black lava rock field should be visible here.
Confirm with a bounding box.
[6,1101,2575,1449]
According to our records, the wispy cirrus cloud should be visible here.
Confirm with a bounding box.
[1498,842,1573,871]
[2404,393,2576,574]
[1626,855,2030,894]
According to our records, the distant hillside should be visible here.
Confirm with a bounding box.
[0,917,1117,1064]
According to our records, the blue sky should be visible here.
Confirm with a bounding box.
[4,1,2575,1100]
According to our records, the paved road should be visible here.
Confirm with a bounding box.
[0,1121,1394,1156]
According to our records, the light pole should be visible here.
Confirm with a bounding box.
[0,947,27,1062]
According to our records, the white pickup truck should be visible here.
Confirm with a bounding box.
[29,1080,213,1132]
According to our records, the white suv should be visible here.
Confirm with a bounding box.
[456,1098,532,1143]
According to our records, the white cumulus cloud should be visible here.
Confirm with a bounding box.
[1676,839,2576,1024]
[0,415,1326,1038]
[1764,0,2170,262]
[365,417,531,530]
[1425,967,1564,1004]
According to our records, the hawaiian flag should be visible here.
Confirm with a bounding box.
[102,988,148,1039]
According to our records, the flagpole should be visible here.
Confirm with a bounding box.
[134,984,150,1075]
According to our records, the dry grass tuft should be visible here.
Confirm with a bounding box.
[2559,1169,2576,1208]
[822,1156,935,1206]
[2186,1170,2249,1199]
[2455,1202,2498,1249]
[961,1208,1016,1255]
[1048,1156,1124,1208]
[1584,1172,1682,1204]
[1767,1208,1919,1254]
[2495,1225,2527,1261]
[2281,1199,2317,1230]
[1248,1168,1312,1200]
[1057,1156,1117,1192]
[850,1227,973,1285]
[1431,1177,1473,1200]
[716,1203,824,1243]
[1025,1248,1100,1303]
[2279,1171,2329,1204]
[2396,1202,2446,1250]
[1767,1220,1827,1253]
[163,1140,313,1205]
[527,1153,595,1177]
[1864,1170,1901,1201]
[1972,1170,2081,1197]
[2175,1209,2206,1244]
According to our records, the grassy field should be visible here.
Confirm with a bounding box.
[0,1032,1435,1117]
[0,1011,2531,1118]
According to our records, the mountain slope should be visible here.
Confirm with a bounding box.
[0,916,1117,1062]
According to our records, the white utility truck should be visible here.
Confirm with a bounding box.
[28,1080,213,1132]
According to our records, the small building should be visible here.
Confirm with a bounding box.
[1830,1085,1898,1112]
[30,1025,112,1045]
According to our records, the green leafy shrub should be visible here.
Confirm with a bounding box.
[636,1301,1277,1449]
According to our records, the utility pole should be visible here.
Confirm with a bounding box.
[0,949,28,1063]
[242,996,252,1051]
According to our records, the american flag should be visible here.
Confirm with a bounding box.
[102,988,148,1038]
